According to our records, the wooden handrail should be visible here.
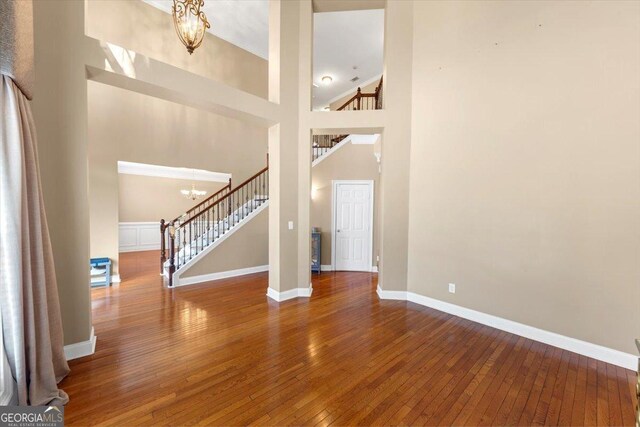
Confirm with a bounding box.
[161,159,269,283]
[177,165,268,229]
[336,76,384,111]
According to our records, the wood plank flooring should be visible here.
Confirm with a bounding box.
[61,250,637,426]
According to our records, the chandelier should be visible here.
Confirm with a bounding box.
[181,183,207,200]
[172,0,211,55]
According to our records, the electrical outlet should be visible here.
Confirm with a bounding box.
[376,255,380,262]
[288,221,294,230]
[448,283,456,294]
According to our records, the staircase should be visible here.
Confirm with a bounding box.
[160,77,383,287]
[160,160,269,287]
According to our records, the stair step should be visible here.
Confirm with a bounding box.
[163,198,267,273]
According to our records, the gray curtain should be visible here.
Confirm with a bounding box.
[1,0,70,406]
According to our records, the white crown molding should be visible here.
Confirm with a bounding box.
[266,286,313,302]
[376,286,637,370]
[178,265,269,287]
[64,327,96,361]
[117,161,231,183]
[325,73,383,107]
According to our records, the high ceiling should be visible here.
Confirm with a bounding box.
[143,1,384,109]
[313,9,384,110]
[144,0,270,58]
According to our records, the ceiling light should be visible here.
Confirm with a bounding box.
[172,0,211,55]
[181,183,207,200]
[312,83,319,88]
[323,106,330,111]
[321,76,333,85]
[180,169,207,200]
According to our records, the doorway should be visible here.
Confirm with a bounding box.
[332,180,374,272]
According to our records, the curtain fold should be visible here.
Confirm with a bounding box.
[0,75,70,406]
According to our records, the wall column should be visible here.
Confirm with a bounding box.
[31,0,93,345]
[268,0,307,295]
[378,0,414,292]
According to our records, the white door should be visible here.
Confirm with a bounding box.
[334,182,373,271]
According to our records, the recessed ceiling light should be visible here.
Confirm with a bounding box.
[321,75,333,85]
[312,83,319,88]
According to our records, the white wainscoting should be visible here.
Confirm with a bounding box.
[119,222,162,252]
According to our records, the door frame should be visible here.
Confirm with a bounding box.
[331,180,375,272]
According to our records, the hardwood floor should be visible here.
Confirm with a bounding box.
[61,250,637,426]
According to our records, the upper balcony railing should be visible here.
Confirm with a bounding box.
[336,76,383,111]
[310,77,383,162]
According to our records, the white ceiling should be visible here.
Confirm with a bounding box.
[144,0,270,59]
[313,9,384,110]
[142,1,384,109]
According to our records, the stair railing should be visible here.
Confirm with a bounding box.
[161,159,269,286]
[160,181,231,273]
[336,76,384,111]
[310,77,383,162]
[312,134,349,162]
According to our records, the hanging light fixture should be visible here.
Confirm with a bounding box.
[172,0,211,55]
[181,183,207,200]
[180,169,207,200]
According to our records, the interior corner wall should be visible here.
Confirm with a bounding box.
[85,0,268,98]
[88,82,268,276]
[311,142,380,268]
[407,0,640,354]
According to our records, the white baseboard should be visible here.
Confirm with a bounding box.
[376,285,407,300]
[321,265,378,273]
[266,285,313,302]
[178,265,268,287]
[376,286,637,371]
[64,327,96,361]
[111,274,121,283]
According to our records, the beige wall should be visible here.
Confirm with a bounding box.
[32,0,92,345]
[329,78,381,111]
[407,1,640,354]
[86,0,267,98]
[311,142,380,267]
[118,175,226,223]
[181,208,268,277]
[88,82,268,275]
